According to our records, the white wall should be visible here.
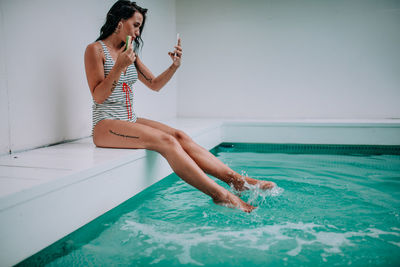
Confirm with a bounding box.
[176,0,400,120]
[134,0,177,123]
[0,0,177,155]
[0,3,10,155]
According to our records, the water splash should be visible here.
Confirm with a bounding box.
[229,171,284,206]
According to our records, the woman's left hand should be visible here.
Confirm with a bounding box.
[168,37,182,67]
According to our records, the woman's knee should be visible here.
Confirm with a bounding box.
[158,133,181,151]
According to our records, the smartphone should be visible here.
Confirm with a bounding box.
[175,33,180,56]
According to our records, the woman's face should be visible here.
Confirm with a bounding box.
[122,11,143,40]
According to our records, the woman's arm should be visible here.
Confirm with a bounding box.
[136,38,182,92]
[135,57,178,92]
[84,42,135,104]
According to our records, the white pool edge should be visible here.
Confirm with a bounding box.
[1,119,400,266]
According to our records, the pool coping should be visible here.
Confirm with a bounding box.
[1,118,400,266]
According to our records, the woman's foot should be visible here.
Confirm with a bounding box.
[213,190,256,213]
[232,175,276,192]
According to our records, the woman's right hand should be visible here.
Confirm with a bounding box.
[115,41,136,72]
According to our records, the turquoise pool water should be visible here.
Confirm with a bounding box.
[19,144,400,266]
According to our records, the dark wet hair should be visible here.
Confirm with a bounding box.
[96,0,147,53]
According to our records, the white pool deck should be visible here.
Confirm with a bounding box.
[1,118,400,266]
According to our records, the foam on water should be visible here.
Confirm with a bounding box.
[118,215,400,265]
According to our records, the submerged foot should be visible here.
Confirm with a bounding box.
[232,176,276,192]
[213,191,256,213]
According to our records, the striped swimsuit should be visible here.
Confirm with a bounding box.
[92,40,138,133]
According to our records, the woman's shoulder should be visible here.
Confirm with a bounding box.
[86,41,103,53]
[85,41,104,62]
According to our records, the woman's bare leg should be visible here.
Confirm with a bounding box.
[93,119,256,212]
[136,118,276,191]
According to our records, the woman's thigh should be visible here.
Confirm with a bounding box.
[93,119,174,151]
[136,117,179,136]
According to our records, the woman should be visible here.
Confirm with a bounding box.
[84,0,275,213]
